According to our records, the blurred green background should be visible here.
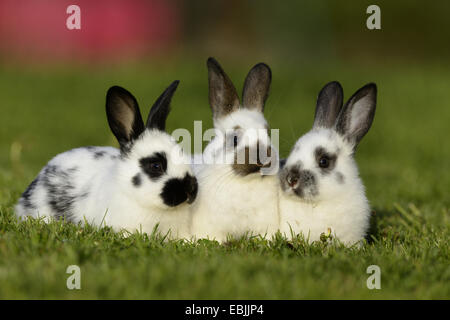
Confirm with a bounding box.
[0,0,449,299]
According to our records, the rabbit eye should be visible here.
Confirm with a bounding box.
[150,162,163,172]
[139,152,167,180]
[318,156,330,168]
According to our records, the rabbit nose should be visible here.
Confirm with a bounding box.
[287,173,299,188]
[185,175,198,204]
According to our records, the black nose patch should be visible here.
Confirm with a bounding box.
[232,144,273,176]
[160,174,198,207]
[298,170,315,186]
[282,167,318,198]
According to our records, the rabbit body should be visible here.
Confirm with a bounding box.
[278,82,377,245]
[191,111,280,241]
[16,82,198,239]
[279,129,370,245]
[190,58,280,242]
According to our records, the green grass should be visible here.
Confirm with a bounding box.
[0,60,449,299]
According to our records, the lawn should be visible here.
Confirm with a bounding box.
[0,60,449,299]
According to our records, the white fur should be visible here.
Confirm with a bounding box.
[15,130,194,239]
[279,128,370,245]
[190,109,280,242]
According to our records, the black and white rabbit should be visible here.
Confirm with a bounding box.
[190,58,280,242]
[15,81,198,238]
[278,82,377,245]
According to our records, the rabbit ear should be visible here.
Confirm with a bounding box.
[335,83,377,148]
[313,81,343,129]
[207,57,240,119]
[146,80,179,131]
[106,86,145,149]
[242,63,272,112]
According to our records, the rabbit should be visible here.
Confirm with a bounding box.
[278,81,377,246]
[190,57,280,242]
[15,81,198,239]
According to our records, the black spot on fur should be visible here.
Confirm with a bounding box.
[139,152,167,180]
[20,177,39,209]
[41,165,86,222]
[160,174,198,207]
[335,172,345,184]
[94,151,106,159]
[132,174,142,187]
[314,146,337,175]
[83,147,111,159]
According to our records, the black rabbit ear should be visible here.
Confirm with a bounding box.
[106,86,145,150]
[146,80,179,131]
[242,63,272,113]
[207,57,240,120]
[313,81,343,129]
[335,83,377,148]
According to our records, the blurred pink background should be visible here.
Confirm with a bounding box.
[1,1,448,65]
[0,0,180,62]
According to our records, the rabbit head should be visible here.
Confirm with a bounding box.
[106,81,198,210]
[202,57,279,176]
[280,81,377,203]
